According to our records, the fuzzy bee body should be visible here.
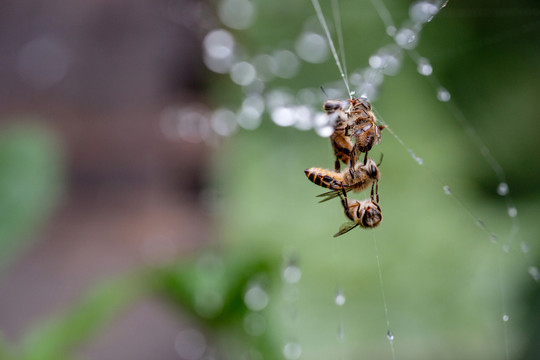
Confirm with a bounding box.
[304,158,380,202]
[333,183,382,237]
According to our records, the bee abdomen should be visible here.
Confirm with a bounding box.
[304,168,343,190]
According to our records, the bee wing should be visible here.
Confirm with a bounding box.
[354,123,373,135]
[333,222,359,237]
[316,188,351,203]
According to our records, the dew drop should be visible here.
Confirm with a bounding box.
[394,27,419,49]
[476,218,486,230]
[230,61,257,86]
[211,108,238,136]
[337,323,346,342]
[507,206,518,218]
[238,104,263,130]
[386,329,394,342]
[528,266,540,281]
[497,182,509,196]
[502,314,510,322]
[283,265,302,284]
[437,87,451,102]
[443,185,451,195]
[244,284,269,311]
[409,1,440,24]
[283,342,302,360]
[408,149,423,165]
[521,242,530,254]
[315,124,334,138]
[252,53,277,81]
[218,0,256,30]
[417,57,433,76]
[334,289,346,306]
[295,32,328,63]
[386,26,397,36]
[272,49,300,79]
[271,106,295,127]
[203,29,235,60]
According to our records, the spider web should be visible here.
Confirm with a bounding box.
[167,0,540,358]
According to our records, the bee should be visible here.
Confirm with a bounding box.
[348,97,386,165]
[304,157,381,202]
[324,99,354,171]
[333,183,382,237]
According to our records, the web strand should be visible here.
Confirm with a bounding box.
[311,0,352,98]
[373,230,396,360]
[330,0,350,94]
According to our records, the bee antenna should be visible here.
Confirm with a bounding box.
[377,153,384,167]
[320,86,329,99]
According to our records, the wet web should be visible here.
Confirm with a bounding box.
[164,0,540,358]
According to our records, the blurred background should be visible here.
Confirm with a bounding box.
[0,0,538,359]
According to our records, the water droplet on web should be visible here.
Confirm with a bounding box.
[386,26,397,36]
[502,314,509,322]
[337,323,346,342]
[476,218,486,230]
[437,87,451,102]
[417,57,433,76]
[394,27,419,49]
[409,1,440,24]
[271,106,295,127]
[443,185,451,195]
[490,233,498,243]
[507,206,518,218]
[521,242,530,254]
[386,329,394,342]
[369,45,403,75]
[283,342,302,360]
[497,182,509,196]
[283,265,302,284]
[272,49,300,79]
[244,284,269,311]
[334,288,346,306]
[252,53,277,81]
[218,0,256,30]
[211,108,238,136]
[230,61,257,86]
[408,149,423,165]
[295,32,328,63]
[528,266,540,281]
[315,124,334,138]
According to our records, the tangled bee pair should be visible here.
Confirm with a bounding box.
[304,97,385,237]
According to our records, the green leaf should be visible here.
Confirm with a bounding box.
[19,275,148,360]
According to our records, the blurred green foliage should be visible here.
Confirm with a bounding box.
[0,121,63,268]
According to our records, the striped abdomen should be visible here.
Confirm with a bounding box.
[330,133,354,165]
[304,167,344,190]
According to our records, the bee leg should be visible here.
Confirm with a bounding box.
[334,158,341,172]
[349,146,357,168]
[363,151,368,165]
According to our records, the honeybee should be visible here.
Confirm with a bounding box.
[324,100,354,171]
[333,184,382,237]
[348,98,386,165]
[304,157,381,202]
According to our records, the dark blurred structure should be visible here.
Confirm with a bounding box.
[0,1,212,358]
